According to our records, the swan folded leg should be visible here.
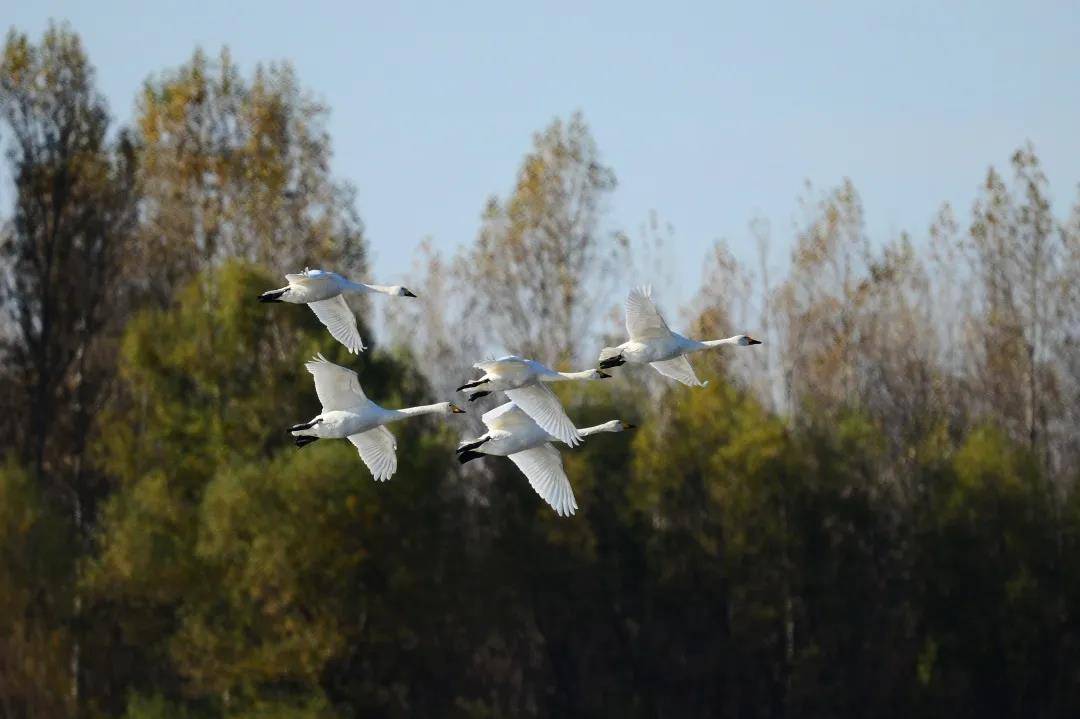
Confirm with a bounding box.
[288,418,323,433]
[259,288,288,303]
[456,377,491,392]
[457,449,485,464]
[456,435,492,454]
[597,347,625,369]
[294,436,319,448]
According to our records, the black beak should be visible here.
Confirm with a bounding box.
[598,371,612,379]
[624,423,637,429]
[402,289,417,298]
[748,338,762,345]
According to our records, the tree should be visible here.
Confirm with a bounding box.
[462,112,621,365]
[0,23,137,495]
[0,462,74,718]
[0,26,138,713]
[132,48,365,302]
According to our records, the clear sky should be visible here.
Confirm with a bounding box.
[7,1,1080,304]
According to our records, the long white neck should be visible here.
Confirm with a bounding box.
[579,420,622,437]
[701,336,744,348]
[552,369,599,382]
[350,282,397,295]
[388,403,448,421]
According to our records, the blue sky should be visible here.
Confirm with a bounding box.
[7,1,1080,304]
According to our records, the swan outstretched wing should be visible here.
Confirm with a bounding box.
[650,355,708,388]
[348,426,398,481]
[508,443,577,517]
[305,353,368,410]
[481,401,536,433]
[504,384,582,447]
[308,295,366,354]
[625,285,672,341]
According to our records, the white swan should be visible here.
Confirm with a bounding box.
[456,356,610,446]
[260,268,417,354]
[597,286,761,387]
[456,401,634,516]
[289,354,464,481]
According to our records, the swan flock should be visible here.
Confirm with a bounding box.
[262,272,760,516]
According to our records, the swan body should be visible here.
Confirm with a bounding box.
[290,354,464,481]
[598,286,760,387]
[259,268,417,354]
[456,356,610,446]
[456,401,634,516]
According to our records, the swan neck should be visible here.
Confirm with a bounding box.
[355,283,395,295]
[391,403,445,419]
[555,370,596,381]
[702,336,740,348]
[579,422,618,437]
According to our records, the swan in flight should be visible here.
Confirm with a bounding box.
[456,401,635,516]
[259,268,417,354]
[456,356,610,446]
[597,286,761,387]
[290,354,464,481]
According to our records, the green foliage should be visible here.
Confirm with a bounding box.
[84,261,419,711]
[0,461,75,717]
[122,693,195,719]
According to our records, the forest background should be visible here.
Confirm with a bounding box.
[2,16,1080,719]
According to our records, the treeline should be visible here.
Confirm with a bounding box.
[1,22,1080,719]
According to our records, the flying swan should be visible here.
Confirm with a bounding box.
[456,401,635,516]
[598,286,761,387]
[456,356,610,446]
[290,354,465,481]
[259,268,417,354]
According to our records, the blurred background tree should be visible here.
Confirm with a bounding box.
[132,48,365,302]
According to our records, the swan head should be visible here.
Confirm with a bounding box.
[394,286,418,298]
[445,402,467,414]
[737,335,762,346]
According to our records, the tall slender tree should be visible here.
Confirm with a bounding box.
[0,23,137,499]
[133,48,366,302]
[0,23,137,714]
[463,112,621,365]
